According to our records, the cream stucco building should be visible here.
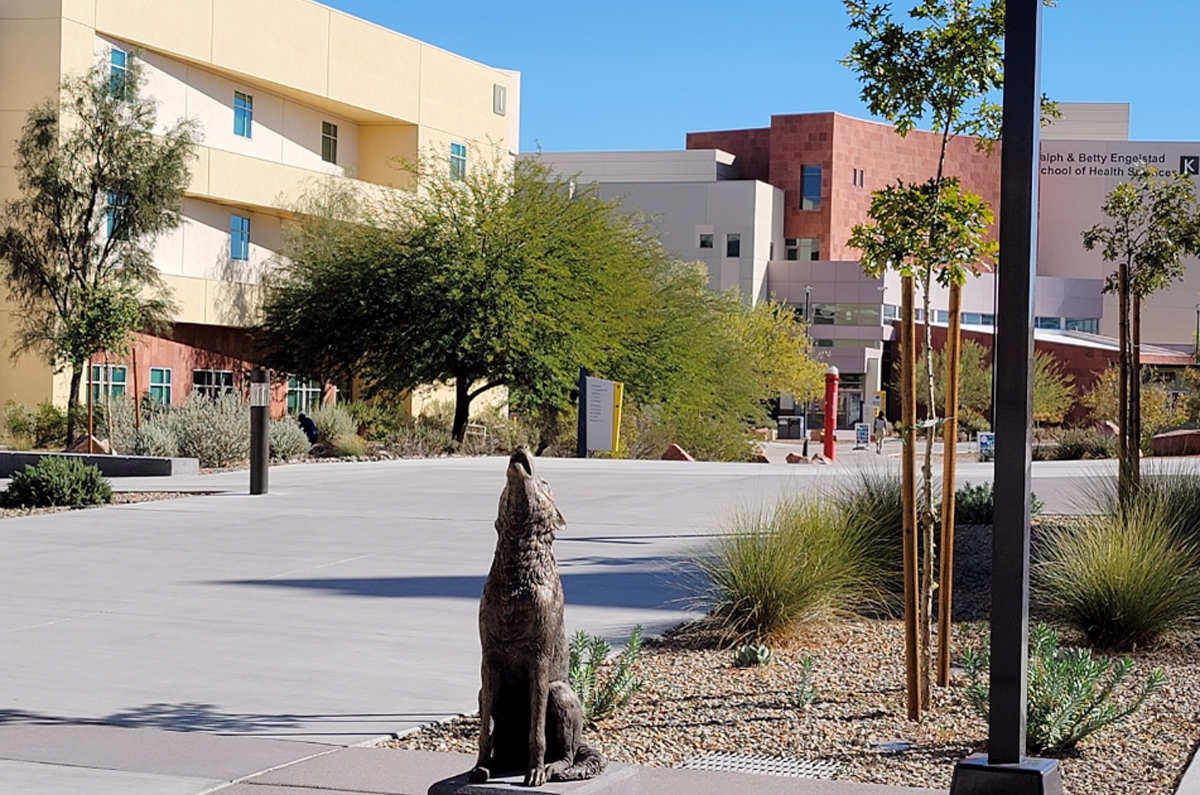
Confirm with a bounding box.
[0,0,519,413]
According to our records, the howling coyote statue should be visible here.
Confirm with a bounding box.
[468,447,606,787]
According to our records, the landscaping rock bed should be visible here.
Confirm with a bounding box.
[389,620,1200,795]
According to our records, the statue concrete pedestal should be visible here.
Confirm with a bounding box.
[429,763,640,795]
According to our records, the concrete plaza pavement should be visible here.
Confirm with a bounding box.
[0,449,1186,794]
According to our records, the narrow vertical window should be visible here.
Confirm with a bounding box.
[321,121,338,164]
[230,214,250,261]
[110,47,127,96]
[801,165,822,210]
[726,233,741,258]
[450,142,467,181]
[106,191,128,239]
[149,368,172,404]
[493,84,507,116]
[234,91,253,138]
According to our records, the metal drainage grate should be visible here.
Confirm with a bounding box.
[679,751,840,779]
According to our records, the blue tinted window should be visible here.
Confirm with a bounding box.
[234,92,253,138]
[110,48,127,96]
[230,214,250,260]
[106,191,128,238]
[801,165,822,210]
[450,142,467,180]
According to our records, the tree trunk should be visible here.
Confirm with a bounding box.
[452,375,471,443]
[937,282,962,688]
[1131,295,1142,494]
[900,275,923,721]
[66,366,84,448]
[1117,263,1132,503]
[918,274,936,708]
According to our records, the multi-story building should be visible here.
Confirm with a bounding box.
[538,104,1199,427]
[0,0,520,415]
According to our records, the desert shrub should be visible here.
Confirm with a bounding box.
[32,402,67,448]
[331,433,368,457]
[1035,501,1200,649]
[343,399,412,441]
[733,643,772,667]
[694,495,877,643]
[962,623,1164,753]
[385,419,455,458]
[103,397,141,454]
[568,625,644,726]
[788,655,819,710]
[308,402,357,442]
[836,470,908,594]
[955,481,1043,526]
[269,418,311,461]
[173,394,251,468]
[1,456,112,508]
[417,400,455,434]
[130,420,180,458]
[1051,427,1115,460]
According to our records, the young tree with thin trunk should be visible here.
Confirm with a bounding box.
[844,0,1039,717]
[0,56,197,444]
[1083,164,1200,501]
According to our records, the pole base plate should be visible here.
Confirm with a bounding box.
[949,754,1062,795]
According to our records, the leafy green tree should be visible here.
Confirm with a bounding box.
[1083,164,1200,499]
[263,152,669,442]
[1084,366,1187,451]
[1032,350,1075,426]
[0,56,198,443]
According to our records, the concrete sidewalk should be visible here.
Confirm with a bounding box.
[3,453,1187,794]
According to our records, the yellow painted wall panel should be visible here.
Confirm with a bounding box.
[358,124,418,189]
[327,11,420,123]
[210,0,329,97]
[0,301,56,407]
[160,273,209,324]
[204,147,310,210]
[417,46,512,150]
[187,146,211,196]
[0,19,61,112]
[59,0,92,27]
[0,111,26,167]
[94,0,213,63]
[0,1,61,19]
[207,279,262,326]
[59,17,96,77]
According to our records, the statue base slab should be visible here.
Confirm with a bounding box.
[430,763,640,795]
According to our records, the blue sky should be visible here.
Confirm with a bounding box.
[324,1,1200,153]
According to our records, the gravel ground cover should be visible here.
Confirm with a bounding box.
[389,620,1200,795]
[0,491,200,519]
[389,522,1200,794]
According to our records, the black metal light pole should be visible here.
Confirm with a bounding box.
[249,368,270,495]
[803,284,812,455]
[949,0,1062,792]
[1193,303,1199,358]
[576,367,589,459]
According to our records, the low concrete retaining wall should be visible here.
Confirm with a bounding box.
[0,451,199,477]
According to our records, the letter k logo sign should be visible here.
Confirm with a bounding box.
[1181,156,1199,176]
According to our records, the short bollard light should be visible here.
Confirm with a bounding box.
[249,368,270,495]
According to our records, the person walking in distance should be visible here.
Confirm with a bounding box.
[874,412,889,455]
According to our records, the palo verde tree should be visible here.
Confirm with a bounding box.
[0,55,198,443]
[1083,164,1200,501]
[261,150,667,443]
[843,0,1038,715]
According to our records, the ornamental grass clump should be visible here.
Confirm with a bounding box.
[1036,498,1200,650]
[309,402,357,442]
[568,625,644,727]
[1,456,112,508]
[962,623,1164,754]
[269,418,311,461]
[694,494,878,643]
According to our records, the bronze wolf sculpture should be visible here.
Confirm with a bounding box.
[468,448,606,786]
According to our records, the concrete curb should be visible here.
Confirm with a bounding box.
[1176,742,1200,795]
[0,449,198,476]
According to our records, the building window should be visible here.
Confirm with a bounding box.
[234,91,253,138]
[1035,316,1062,330]
[287,376,323,414]
[493,84,507,116]
[321,121,338,164]
[110,47,127,96]
[1066,317,1099,333]
[725,233,741,258]
[801,165,822,210]
[962,312,983,326]
[813,339,834,348]
[812,303,836,325]
[883,304,900,321]
[230,214,250,261]
[90,365,127,401]
[105,191,128,239]
[149,367,172,405]
[450,142,467,181]
[934,310,950,324]
[786,238,820,260]
[699,233,714,249]
[193,369,234,399]
[981,313,995,326]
